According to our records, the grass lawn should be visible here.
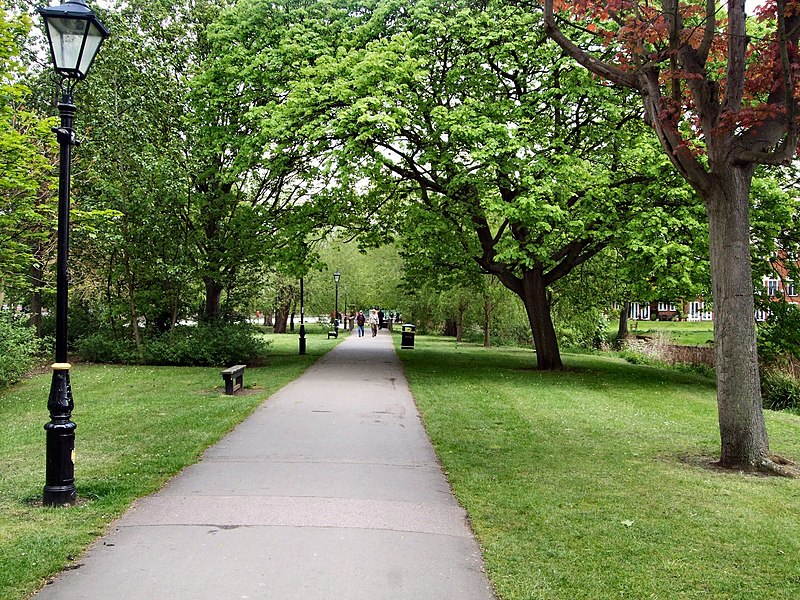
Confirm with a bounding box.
[618,319,716,346]
[0,331,339,600]
[397,335,800,600]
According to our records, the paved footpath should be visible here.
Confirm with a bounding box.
[33,330,496,599]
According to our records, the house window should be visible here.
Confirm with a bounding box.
[628,303,650,320]
[658,302,676,312]
[786,281,796,297]
[767,279,780,297]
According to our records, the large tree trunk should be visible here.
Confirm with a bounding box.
[616,301,630,347]
[521,269,563,370]
[273,302,290,333]
[706,166,769,468]
[204,277,222,321]
[170,290,179,331]
[443,319,457,337]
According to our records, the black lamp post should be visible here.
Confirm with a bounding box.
[298,277,306,355]
[39,0,109,507]
[333,271,341,336]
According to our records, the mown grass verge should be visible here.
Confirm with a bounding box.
[397,335,800,600]
[621,319,715,346]
[0,332,339,600]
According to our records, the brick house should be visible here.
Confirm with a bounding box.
[624,256,800,322]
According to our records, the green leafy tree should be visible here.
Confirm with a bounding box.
[307,239,405,317]
[186,0,349,321]
[751,165,800,301]
[268,0,686,369]
[544,0,800,472]
[0,8,56,311]
[65,0,200,349]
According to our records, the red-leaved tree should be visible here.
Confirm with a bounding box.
[544,0,799,473]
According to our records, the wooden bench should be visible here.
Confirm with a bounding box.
[327,330,338,339]
[221,365,246,395]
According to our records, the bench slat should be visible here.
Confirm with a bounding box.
[221,364,246,376]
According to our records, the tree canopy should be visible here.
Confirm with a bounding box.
[0,8,55,307]
[220,0,705,368]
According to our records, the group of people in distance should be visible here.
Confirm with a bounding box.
[345,308,401,338]
[330,308,402,338]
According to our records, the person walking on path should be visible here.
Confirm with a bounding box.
[356,309,366,337]
[369,309,379,337]
[31,329,496,600]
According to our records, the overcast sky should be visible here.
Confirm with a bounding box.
[745,0,765,13]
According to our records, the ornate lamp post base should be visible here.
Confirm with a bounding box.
[43,364,76,506]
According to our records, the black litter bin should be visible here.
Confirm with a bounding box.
[401,324,416,349]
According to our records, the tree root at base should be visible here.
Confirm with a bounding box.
[708,454,800,478]
[758,454,800,478]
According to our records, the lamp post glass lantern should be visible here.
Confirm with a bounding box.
[40,0,110,81]
[333,271,341,335]
[39,0,109,507]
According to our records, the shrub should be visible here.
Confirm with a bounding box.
[41,303,106,352]
[76,324,271,367]
[617,349,657,366]
[463,323,533,347]
[761,370,800,412]
[673,362,716,379]
[757,301,800,366]
[496,323,534,347]
[76,332,138,364]
[554,307,608,352]
[0,312,39,387]
[142,324,271,366]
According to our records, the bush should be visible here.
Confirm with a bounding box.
[757,301,800,366]
[555,308,608,352]
[76,332,138,364]
[40,302,106,352]
[761,370,800,412]
[673,362,716,379]
[0,312,39,387]
[143,324,271,366]
[76,323,271,367]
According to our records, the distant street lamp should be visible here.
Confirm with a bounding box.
[299,277,306,355]
[333,271,341,336]
[39,0,109,507]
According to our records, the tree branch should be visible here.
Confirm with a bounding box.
[697,0,718,63]
[543,0,640,90]
[723,0,748,113]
